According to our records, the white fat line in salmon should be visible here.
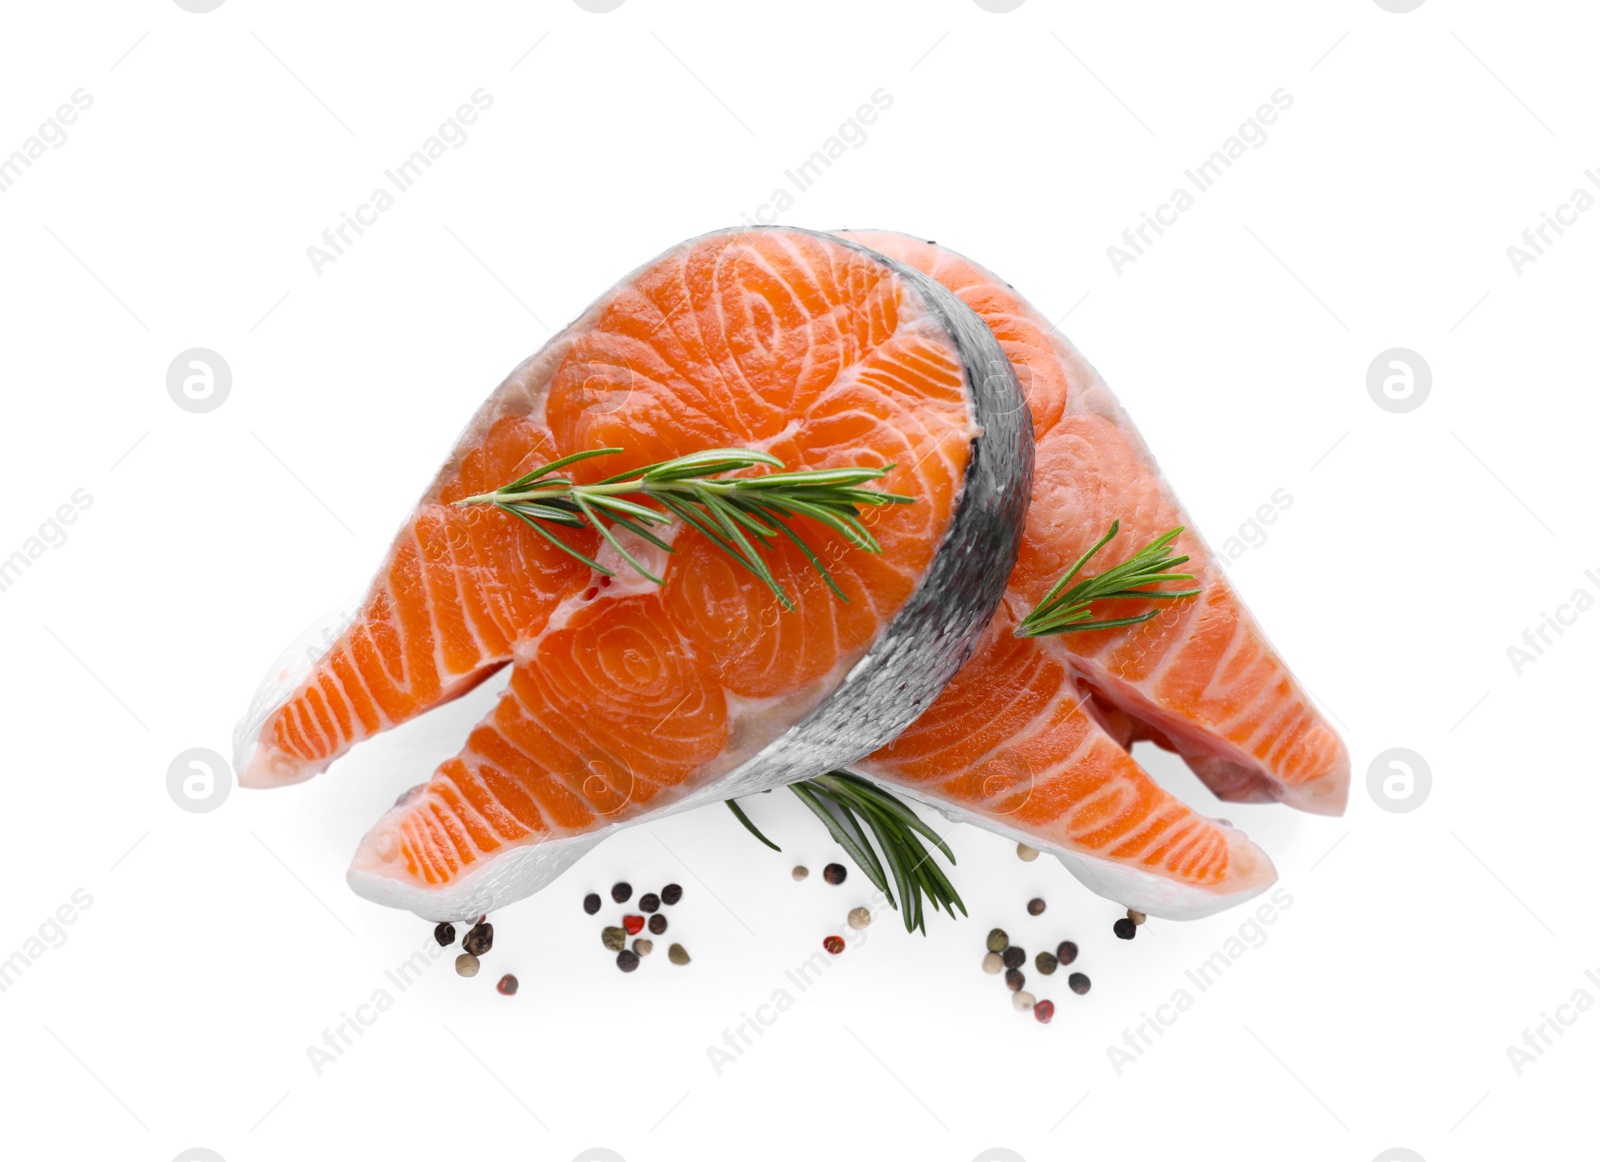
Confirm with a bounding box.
[1104,886,1292,1078]
[0,888,94,996]
[305,88,495,276]
[704,894,891,1077]
[734,89,894,228]
[1506,169,1600,275]
[0,488,93,596]
[1106,88,1294,276]
[303,929,450,1076]
[1504,969,1600,1077]
[1506,569,1600,676]
[0,89,93,195]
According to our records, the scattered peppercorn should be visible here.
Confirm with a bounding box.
[463,921,494,956]
[633,938,653,957]
[1068,972,1091,995]
[622,914,645,936]
[1005,968,1025,992]
[847,907,871,930]
[982,952,1004,974]
[583,892,601,915]
[496,974,518,996]
[1017,843,1040,862]
[660,883,683,905]
[667,943,690,965]
[791,866,809,881]
[639,892,660,914]
[1035,951,1058,976]
[601,926,627,951]
[986,928,1009,953]
[434,922,456,947]
[1056,940,1079,966]
[1002,946,1025,970]
[1012,989,1036,1012]
[611,882,632,904]
[648,914,668,935]
[616,949,640,973]
[823,935,846,955]
[1033,999,1055,1024]
[823,863,847,885]
[1128,908,1147,926]
[455,953,480,978]
[1113,917,1137,940]
[1027,897,1046,916]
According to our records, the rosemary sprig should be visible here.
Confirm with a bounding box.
[1016,520,1201,638]
[455,448,914,610]
[726,772,965,935]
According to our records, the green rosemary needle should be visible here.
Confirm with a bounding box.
[455,447,915,610]
[726,772,965,935]
[1016,520,1202,637]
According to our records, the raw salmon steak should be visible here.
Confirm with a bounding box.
[840,231,1349,919]
[235,228,1032,920]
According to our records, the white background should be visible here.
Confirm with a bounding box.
[1,2,1595,1160]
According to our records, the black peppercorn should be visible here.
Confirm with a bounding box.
[660,883,683,905]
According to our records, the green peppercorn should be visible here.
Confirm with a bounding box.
[985,928,1009,953]
[1035,951,1058,976]
[601,926,627,951]
[667,943,691,965]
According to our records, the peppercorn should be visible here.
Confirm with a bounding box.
[847,907,871,930]
[1035,951,1058,976]
[639,892,661,914]
[633,938,653,957]
[463,921,494,956]
[1002,946,1025,970]
[1027,897,1046,916]
[648,914,667,935]
[1056,940,1079,966]
[583,892,601,915]
[1005,968,1025,992]
[1017,843,1040,862]
[823,863,847,885]
[661,883,683,905]
[823,935,845,955]
[611,881,632,904]
[985,928,1009,953]
[1128,908,1147,926]
[667,943,690,965]
[434,922,456,947]
[616,949,640,973]
[496,974,518,996]
[791,866,809,881]
[1012,989,1035,1012]
[601,926,627,951]
[1113,917,1137,940]
[1033,999,1055,1024]
[1068,972,1091,995]
[622,914,645,936]
[455,953,479,978]
[982,952,1004,974]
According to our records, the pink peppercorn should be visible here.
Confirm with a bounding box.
[823,935,845,955]
[1034,999,1055,1024]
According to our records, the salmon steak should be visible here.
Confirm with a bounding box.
[234,228,1033,920]
[840,231,1349,919]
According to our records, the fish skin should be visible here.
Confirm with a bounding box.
[236,228,1031,920]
